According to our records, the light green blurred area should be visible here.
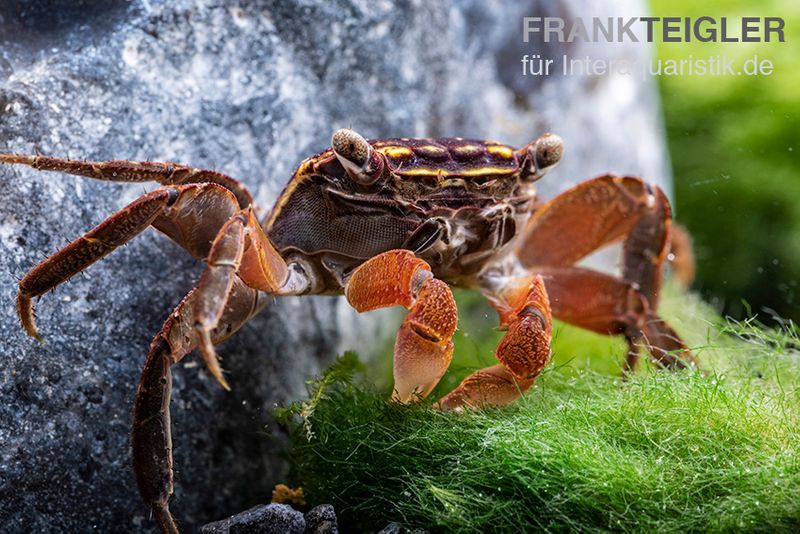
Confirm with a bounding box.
[650,0,800,322]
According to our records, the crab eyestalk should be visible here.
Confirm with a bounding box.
[519,132,564,181]
[331,128,386,185]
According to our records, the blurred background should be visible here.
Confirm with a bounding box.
[652,0,800,324]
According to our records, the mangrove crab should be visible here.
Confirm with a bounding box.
[1,129,696,532]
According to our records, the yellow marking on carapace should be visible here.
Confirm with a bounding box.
[294,158,315,177]
[460,166,516,177]
[452,144,483,157]
[264,156,318,230]
[378,146,414,159]
[399,167,443,177]
[414,145,448,157]
[399,165,515,178]
[486,145,514,158]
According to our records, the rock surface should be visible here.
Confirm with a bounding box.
[200,503,338,534]
[303,504,339,534]
[0,0,669,531]
[376,523,427,534]
[199,503,306,534]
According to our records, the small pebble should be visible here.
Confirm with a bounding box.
[200,503,305,534]
[304,504,338,534]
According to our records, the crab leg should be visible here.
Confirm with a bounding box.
[438,274,552,410]
[133,274,269,534]
[345,249,458,402]
[194,208,290,387]
[518,175,671,307]
[517,175,694,371]
[540,266,697,371]
[133,209,292,532]
[6,153,296,531]
[15,183,241,340]
[0,153,253,208]
[193,211,248,388]
[134,337,177,534]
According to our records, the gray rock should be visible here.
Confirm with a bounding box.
[377,523,403,534]
[377,523,427,534]
[200,503,305,534]
[0,0,669,532]
[304,504,338,534]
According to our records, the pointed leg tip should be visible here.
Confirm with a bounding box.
[22,318,44,343]
[17,292,44,342]
[432,398,448,411]
[198,327,231,391]
[435,392,464,412]
[217,375,232,391]
[435,399,466,413]
[25,321,44,343]
[390,395,411,406]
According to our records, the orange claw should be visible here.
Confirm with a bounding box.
[394,277,457,402]
[437,364,535,411]
[345,249,431,312]
[486,275,552,379]
[439,274,551,410]
[403,277,458,344]
[345,250,457,402]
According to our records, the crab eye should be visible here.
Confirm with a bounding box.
[331,128,385,185]
[522,132,564,181]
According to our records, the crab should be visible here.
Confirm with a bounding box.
[1,129,696,532]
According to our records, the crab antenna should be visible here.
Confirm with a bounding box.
[331,128,385,185]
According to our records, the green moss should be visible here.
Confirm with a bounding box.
[279,291,800,532]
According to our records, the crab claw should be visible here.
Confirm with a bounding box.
[331,128,385,185]
[520,132,564,181]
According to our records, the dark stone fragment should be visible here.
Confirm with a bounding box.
[304,504,338,534]
[200,503,305,534]
[377,523,402,534]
